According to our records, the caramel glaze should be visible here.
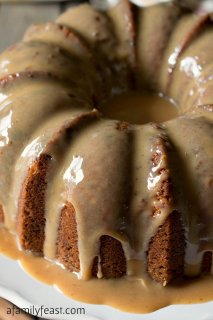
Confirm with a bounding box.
[102,91,178,124]
[0,0,212,314]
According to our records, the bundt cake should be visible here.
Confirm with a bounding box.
[0,0,212,292]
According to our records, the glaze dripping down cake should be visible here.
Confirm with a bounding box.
[0,0,212,288]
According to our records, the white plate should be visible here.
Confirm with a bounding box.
[0,253,213,320]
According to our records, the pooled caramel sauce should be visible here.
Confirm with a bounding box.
[102,91,178,124]
[1,227,213,314]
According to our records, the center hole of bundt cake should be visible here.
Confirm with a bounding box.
[102,91,178,125]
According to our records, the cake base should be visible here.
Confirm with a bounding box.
[1,227,213,314]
